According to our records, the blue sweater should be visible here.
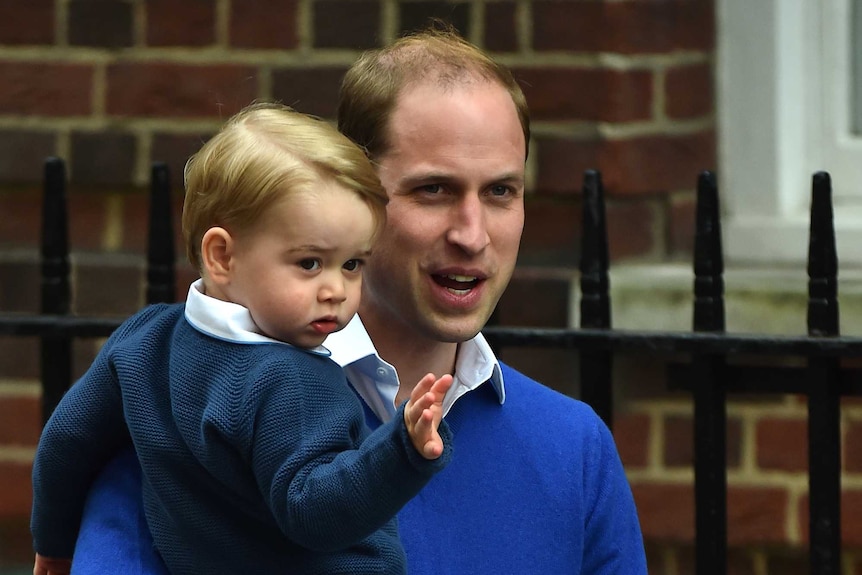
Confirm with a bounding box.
[31,304,451,575]
[68,346,647,574]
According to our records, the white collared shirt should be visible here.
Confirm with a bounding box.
[325,316,506,423]
[184,279,505,424]
[183,279,329,356]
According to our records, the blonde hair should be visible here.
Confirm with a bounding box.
[182,102,387,271]
[338,22,530,160]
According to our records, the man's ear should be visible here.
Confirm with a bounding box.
[200,227,234,286]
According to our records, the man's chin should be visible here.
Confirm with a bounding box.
[421,314,488,344]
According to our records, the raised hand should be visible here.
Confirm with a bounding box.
[403,373,453,459]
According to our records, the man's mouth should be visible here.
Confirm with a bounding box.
[433,274,480,294]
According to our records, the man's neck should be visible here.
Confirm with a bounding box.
[359,311,459,406]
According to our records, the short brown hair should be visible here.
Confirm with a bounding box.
[182,102,387,272]
[337,23,530,161]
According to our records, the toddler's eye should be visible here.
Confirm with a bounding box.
[343,259,363,272]
[299,259,321,271]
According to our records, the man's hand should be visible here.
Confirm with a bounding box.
[34,553,71,575]
[404,373,453,459]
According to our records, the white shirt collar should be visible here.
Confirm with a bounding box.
[184,279,329,356]
[326,315,505,422]
[184,280,505,422]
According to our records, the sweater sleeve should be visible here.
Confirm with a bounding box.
[30,313,151,559]
[242,355,452,552]
[581,411,648,575]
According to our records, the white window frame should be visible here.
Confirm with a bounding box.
[719,0,862,265]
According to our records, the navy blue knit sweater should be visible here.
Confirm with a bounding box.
[31,303,451,574]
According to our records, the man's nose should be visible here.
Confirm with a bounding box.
[446,194,490,255]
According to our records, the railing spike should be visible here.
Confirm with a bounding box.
[146,162,176,304]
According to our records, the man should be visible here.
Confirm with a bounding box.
[70,27,647,574]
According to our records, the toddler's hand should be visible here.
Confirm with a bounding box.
[404,373,453,459]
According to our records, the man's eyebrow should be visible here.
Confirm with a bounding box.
[400,172,453,186]
[400,171,525,187]
[494,173,525,185]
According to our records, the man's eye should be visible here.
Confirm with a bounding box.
[299,259,320,271]
[490,185,511,197]
[418,184,442,194]
[343,259,363,272]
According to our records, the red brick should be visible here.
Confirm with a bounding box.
[0,260,39,313]
[151,132,213,187]
[632,482,694,541]
[0,395,40,446]
[0,461,32,516]
[146,0,216,47]
[120,190,184,256]
[615,411,650,467]
[765,549,809,575]
[0,191,41,246]
[484,1,518,53]
[106,63,259,118]
[514,67,653,122]
[605,198,658,260]
[497,274,570,328]
[0,337,39,379]
[845,420,862,472]
[614,355,670,401]
[666,63,714,119]
[499,347,579,398]
[0,0,54,45]
[0,516,32,564]
[312,1,380,50]
[799,490,862,546]
[663,414,743,469]
[678,545,760,575]
[74,261,144,316]
[71,131,136,186]
[398,1,471,37]
[271,67,349,119]
[68,0,133,48]
[756,417,808,472]
[0,131,56,183]
[176,263,198,297]
[520,197,580,267]
[229,0,299,49]
[727,486,789,545]
[643,542,667,572]
[534,137,601,196]
[843,490,862,547]
[532,1,715,54]
[669,191,696,256]
[0,62,93,116]
[599,131,716,196]
[66,192,110,251]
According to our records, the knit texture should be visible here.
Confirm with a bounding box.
[69,356,646,574]
[32,303,451,575]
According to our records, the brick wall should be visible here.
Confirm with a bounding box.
[4,1,833,574]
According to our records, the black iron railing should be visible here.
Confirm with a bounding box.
[0,158,856,575]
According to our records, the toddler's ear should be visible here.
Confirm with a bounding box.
[200,227,234,285]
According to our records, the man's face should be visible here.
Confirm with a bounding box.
[361,79,526,344]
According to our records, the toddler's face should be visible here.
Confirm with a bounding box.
[226,181,376,348]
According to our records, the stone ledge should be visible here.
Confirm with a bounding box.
[581,263,862,335]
